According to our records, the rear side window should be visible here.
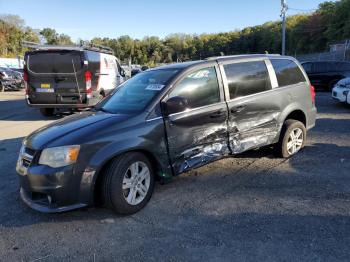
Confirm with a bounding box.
[28,51,82,74]
[169,67,220,109]
[271,59,306,87]
[223,61,271,99]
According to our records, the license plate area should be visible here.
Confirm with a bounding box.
[36,88,54,93]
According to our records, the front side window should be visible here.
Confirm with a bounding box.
[271,59,307,87]
[168,67,220,110]
[223,61,272,99]
[98,69,178,114]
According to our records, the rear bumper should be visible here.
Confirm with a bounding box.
[307,106,317,130]
[26,96,94,109]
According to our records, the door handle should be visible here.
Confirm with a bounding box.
[210,110,225,118]
[230,105,245,113]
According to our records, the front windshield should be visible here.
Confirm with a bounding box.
[98,69,179,114]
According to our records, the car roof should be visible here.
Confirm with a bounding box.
[150,54,285,71]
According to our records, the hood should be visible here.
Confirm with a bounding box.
[24,111,128,149]
[337,77,350,87]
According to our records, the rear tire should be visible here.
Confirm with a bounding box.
[101,152,155,215]
[39,108,55,117]
[274,120,306,158]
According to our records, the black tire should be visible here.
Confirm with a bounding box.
[102,152,155,215]
[274,120,306,158]
[39,108,55,117]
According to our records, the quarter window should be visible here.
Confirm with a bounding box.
[223,61,272,99]
[168,67,220,110]
[271,59,307,87]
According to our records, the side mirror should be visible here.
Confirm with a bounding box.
[162,96,188,116]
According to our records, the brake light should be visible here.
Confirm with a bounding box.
[23,70,29,95]
[85,71,92,97]
[310,85,315,105]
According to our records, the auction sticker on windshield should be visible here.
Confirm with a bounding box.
[145,84,165,91]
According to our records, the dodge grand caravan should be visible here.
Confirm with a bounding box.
[17,55,317,214]
[24,44,125,116]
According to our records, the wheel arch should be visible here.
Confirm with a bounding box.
[92,148,165,204]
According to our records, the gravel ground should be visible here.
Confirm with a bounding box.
[0,91,350,262]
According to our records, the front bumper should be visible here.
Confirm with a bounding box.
[20,187,87,213]
[332,87,350,103]
[16,160,90,213]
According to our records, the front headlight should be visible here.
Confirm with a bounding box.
[39,145,80,168]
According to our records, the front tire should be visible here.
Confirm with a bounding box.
[39,108,55,117]
[102,152,155,215]
[274,120,306,158]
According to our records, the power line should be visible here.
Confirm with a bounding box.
[288,7,317,12]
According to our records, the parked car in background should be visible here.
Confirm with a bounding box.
[332,77,350,105]
[24,44,126,116]
[0,67,24,92]
[16,54,316,215]
[301,61,350,91]
[130,68,142,77]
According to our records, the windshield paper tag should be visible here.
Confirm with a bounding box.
[145,84,165,91]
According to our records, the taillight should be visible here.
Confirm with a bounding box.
[310,85,315,105]
[23,70,29,95]
[85,71,92,97]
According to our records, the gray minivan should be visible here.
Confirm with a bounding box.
[24,44,125,116]
[17,54,317,215]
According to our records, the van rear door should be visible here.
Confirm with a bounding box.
[27,50,85,105]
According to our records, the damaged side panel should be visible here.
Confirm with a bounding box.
[227,97,283,154]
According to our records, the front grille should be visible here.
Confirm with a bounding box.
[20,146,36,168]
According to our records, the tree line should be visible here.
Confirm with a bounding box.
[0,0,349,65]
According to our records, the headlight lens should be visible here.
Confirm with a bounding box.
[39,145,80,168]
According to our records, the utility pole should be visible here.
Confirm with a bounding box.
[281,0,288,55]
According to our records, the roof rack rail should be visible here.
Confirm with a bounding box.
[204,54,281,61]
[22,41,114,55]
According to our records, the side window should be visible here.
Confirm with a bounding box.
[168,67,220,110]
[314,62,328,73]
[271,59,307,87]
[338,62,350,71]
[302,63,312,74]
[223,61,272,99]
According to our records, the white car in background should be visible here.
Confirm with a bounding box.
[332,77,350,105]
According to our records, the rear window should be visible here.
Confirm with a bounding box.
[271,59,306,87]
[27,51,83,74]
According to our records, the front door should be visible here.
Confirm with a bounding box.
[163,66,229,175]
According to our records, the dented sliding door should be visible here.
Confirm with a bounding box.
[220,59,282,154]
